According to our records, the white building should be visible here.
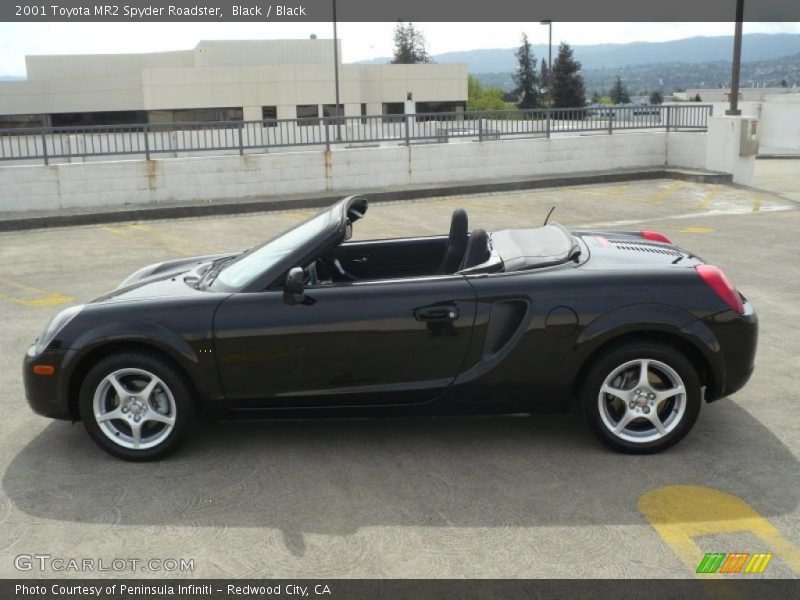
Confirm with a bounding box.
[0,39,468,128]
[683,86,798,103]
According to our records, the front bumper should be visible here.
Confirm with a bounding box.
[23,344,74,420]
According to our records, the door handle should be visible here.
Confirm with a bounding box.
[414,305,459,322]
[351,256,369,263]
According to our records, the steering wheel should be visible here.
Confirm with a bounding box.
[319,255,358,282]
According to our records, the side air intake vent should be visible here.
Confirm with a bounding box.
[483,300,529,358]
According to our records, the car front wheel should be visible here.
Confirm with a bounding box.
[79,352,194,461]
[581,341,702,453]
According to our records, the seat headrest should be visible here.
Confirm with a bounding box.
[459,229,490,270]
[438,209,469,275]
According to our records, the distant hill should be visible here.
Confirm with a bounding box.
[477,52,800,95]
[357,33,800,73]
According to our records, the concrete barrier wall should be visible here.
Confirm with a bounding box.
[666,132,708,170]
[758,95,800,156]
[710,96,800,156]
[705,116,756,186]
[0,130,714,212]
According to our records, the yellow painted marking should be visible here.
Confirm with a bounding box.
[435,196,509,212]
[679,226,716,234]
[639,485,800,580]
[101,225,194,256]
[0,275,73,307]
[270,208,318,220]
[570,183,629,199]
[564,186,613,199]
[648,180,684,204]
[608,184,629,198]
[699,188,719,209]
[126,224,222,252]
[752,197,762,214]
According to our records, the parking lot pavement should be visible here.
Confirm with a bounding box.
[0,169,798,579]
[754,158,800,204]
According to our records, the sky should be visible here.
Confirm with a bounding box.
[1,21,799,76]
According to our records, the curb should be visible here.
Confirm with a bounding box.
[0,168,732,233]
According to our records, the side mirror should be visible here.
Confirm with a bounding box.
[283,267,305,305]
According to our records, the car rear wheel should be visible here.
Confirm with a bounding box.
[79,352,194,461]
[581,341,701,453]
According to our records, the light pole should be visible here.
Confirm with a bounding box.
[540,20,552,86]
[332,0,342,140]
[726,0,744,116]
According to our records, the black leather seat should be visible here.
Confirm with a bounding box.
[459,229,490,270]
[437,209,469,274]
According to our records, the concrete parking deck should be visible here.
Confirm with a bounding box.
[0,162,798,579]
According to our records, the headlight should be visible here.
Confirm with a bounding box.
[34,305,84,355]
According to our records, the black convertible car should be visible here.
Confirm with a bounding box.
[24,195,757,460]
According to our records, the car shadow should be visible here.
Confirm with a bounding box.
[3,399,798,556]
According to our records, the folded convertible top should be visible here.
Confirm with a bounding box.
[490,223,578,271]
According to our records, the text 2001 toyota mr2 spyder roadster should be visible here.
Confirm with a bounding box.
[24,195,757,460]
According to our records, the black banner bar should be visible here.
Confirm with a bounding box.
[3,579,800,600]
[1,0,799,22]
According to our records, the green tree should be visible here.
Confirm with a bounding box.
[513,33,541,109]
[467,76,511,111]
[391,22,432,64]
[694,93,702,102]
[590,90,601,104]
[649,90,664,105]
[610,76,631,104]
[551,43,586,109]
[539,60,549,91]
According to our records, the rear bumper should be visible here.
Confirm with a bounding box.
[701,301,758,401]
[23,344,74,420]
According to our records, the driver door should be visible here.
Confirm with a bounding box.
[212,275,477,407]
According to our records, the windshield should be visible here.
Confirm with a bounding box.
[212,211,333,289]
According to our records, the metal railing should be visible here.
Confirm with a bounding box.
[0,104,713,165]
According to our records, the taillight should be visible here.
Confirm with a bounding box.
[695,265,745,314]
[641,230,672,244]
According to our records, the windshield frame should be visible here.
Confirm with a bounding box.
[207,197,358,293]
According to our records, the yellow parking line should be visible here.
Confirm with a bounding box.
[639,485,800,579]
[607,184,630,198]
[101,225,194,256]
[126,224,225,253]
[0,275,73,308]
[647,180,684,204]
[699,188,719,209]
[566,186,614,199]
[680,226,715,234]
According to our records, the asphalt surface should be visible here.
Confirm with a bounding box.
[0,160,798,579]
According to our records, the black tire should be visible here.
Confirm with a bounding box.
[581,341,701,454]
[79,351,195,461]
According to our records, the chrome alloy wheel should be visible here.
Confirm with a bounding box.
[92,368,177,450]
[597,358,686,444]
